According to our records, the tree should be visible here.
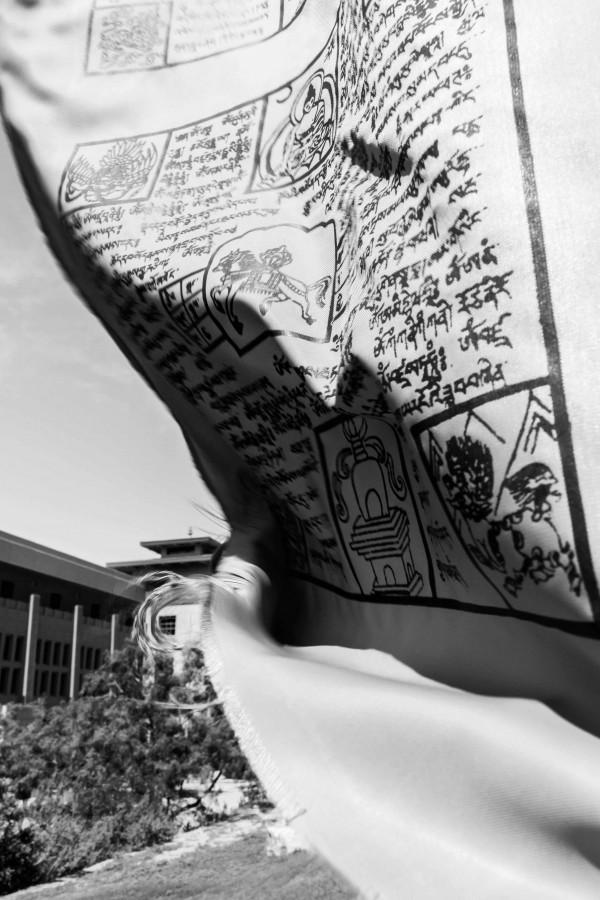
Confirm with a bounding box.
[0,644,263,894]
[0,778,43,894]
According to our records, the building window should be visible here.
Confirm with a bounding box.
[14,636,24,663]
[0,668,9,693]
[50,672,58,696]
[52,643,61,667]
[62,644,71,668]
[60,672,68,698]
[39,671,48,694]
[36,639,41,664]
[3,635,13,661]
[43,641,51,666]
[0,580,14,599]
[10,668,21,695]
[90,604,101,619]
[49,592,62,610]
[94,649,101,669]
[158,616,176,636]
[85,647,93,670]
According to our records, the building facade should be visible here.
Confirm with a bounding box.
[0,531,142,705]
[109,535,220,658]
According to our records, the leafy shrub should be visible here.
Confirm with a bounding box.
[0,645,260,894]
[0,778,43,893]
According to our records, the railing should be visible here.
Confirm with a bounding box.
[82,616,111,629]
[2,600,126,630]
[39,606,72,621]
[0,596,28,611]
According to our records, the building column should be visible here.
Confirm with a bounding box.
[110,613,120,656]
[22,593,40,703]
[69,604,83,701]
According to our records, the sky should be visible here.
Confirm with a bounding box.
[0,127,225,567]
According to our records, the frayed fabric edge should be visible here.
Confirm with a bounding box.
[133,568,306,826]
[132,569,212,657]
[199,585,307,826]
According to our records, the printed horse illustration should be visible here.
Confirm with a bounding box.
[210,245,331,334]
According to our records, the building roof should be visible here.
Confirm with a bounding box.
[107,535,221,575]
[108,553,215,572]
[139,536,220,555]
[0,530,141,601]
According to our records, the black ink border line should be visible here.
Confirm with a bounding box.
[502,0,600,623]
[411,376,549,437]
[285,571,600,639]
[61,17,338,217]
[279,0,287,30]
[85,0,308,76]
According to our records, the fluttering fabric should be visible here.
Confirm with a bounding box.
[2,0,600,896]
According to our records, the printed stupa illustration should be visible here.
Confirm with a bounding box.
[335,418,423,595]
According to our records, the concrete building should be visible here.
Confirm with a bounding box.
[109,535,220,657]
[0,531,142,705]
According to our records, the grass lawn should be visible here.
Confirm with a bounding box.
[9,832,361,900]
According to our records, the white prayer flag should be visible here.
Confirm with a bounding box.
[2,1,600,895]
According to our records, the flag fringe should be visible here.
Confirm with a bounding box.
[133,570,306,826]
